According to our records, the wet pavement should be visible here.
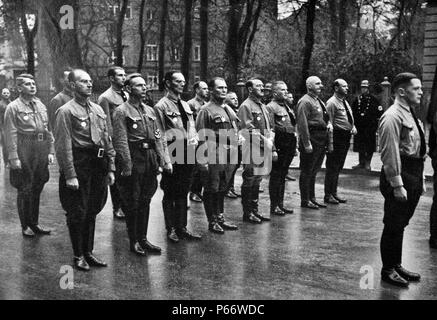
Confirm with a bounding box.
[0,163,437,300]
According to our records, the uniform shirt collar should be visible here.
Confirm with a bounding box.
[394,97,412,113]
[248,96,262,105]
[19,96,37,106]
[166,91,180,103]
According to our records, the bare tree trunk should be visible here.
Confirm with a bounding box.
[300,0,317,93]
[116,0,129,67]
[181,0,193,90]
[338,0,347,51]
[159,0,168,91]
[40,0,84,90]
[19,0,38,75]
[327,0,338,50]
[200,0,209,81]
[225,0,244,87]
[137,0,146,72]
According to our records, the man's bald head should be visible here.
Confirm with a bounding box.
[68,69,93,97]
[306,76,323,96]
[333,78,348,97]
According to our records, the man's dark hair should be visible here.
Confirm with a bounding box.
[163,70,180,89]
[125,73,144,87]
[107,66,125,78]
[246,79,259,89]
[332,79,340,91]
[392,72,419,91]
[208,77,225,89]
[193,81,200,92]
[16,74,34,86]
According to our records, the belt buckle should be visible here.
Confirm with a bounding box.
[142,142,149,149]
[97,148,104,158]
[37,133,44,141]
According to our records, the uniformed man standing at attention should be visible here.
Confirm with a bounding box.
[267,81,297,216]
[196,77,239,234]
[112,74,172,255]
[55,69,115,271]
[324,79,356,204]
[297,76,333,209]
[352,80,383,171]
[188,81,209,203]
[0,88,12,167]
[238,79,277,223]
[48,70,73,129]
[379,72,425,287]
[4,74,54,237]
[98,66,128,220]
[225,91,241,198]
[154,71,202,243]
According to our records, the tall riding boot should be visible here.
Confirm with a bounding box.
[269,173,280,210]
[217,191,225,214]
[252,185,270,221]
[124,208,137,247]
[202,192,214,223]
[162,194,175,232]
[241,186,252,218]
[205,192,224,233]
[175,196,188,231]
[17,191,29,229]
[279,179,293,214]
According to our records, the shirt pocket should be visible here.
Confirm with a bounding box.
[273,111,288,124]
[165,110,181,127]
[251,111,263,128]
[212,114,230,130]
[96,112,108,132]
[17,110,35,128]
[126,115,144,136]
[71,114,90,132]
[400,121,415,153]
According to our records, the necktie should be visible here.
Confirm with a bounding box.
[177,100,189,131]
[87,104,101,145]
[410,107,426,157]
[318,98,329,124]
[343,100,353,125]
[120,89,128,102]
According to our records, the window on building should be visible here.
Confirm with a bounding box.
[110,5,132,19]
[147,74,159,89]
[146,45,158,61]
[146,9,154,21]
[172,47,180,61]
[193,45,200,61]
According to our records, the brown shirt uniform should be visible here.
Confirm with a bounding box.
[4,97,55,160]
[48,88,73,129]
[55,99,116,180]
[379,99,425,188]
[112,101,171,174]
[98,87,129,136]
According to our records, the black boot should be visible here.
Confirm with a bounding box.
[278,180,293,214]
[241,186,261,224]
[162,197,175,233]
[251,185,270,221]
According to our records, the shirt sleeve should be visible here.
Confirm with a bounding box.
[98,96,113,137]
[297,100,311,148]
[112,107,131,174]
[379,113,403,188]
[4,103,19,160]
[326,100,336,126]
[54,108,76,180]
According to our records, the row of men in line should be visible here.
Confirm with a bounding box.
[1,68,432,286]
[0,68,347,272]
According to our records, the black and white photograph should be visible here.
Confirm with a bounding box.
[0,0,437,305]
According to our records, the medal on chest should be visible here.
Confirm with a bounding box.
[132,123,138,129]
[81,121,87,128]
[23,115,29,121]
